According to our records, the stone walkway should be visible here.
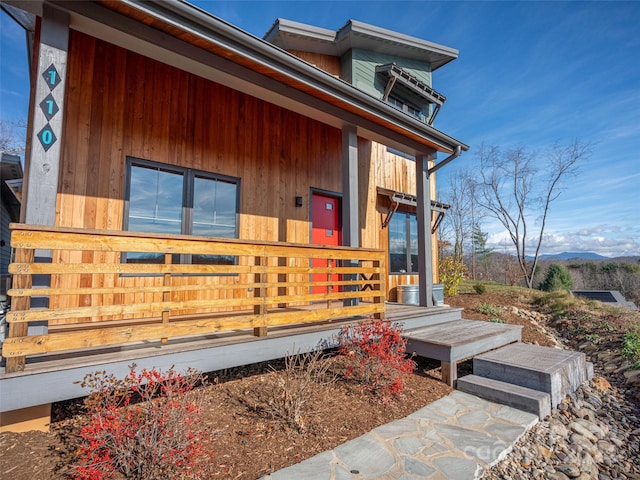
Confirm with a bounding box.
[261,391,539,480]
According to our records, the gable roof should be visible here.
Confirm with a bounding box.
[6,0,468,159]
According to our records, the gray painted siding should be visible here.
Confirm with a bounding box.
[341,50,353,84]
[351,48,432,99]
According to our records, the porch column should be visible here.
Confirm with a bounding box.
[18,4,69,335]
[342,125,359,306]
[342,125,359,247]
[22,4,69,226]
[416,151,436,307]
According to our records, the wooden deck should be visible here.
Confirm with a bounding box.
[404,319,523,386]
[0,303,462,414]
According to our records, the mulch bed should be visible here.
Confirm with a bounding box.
[0,355,451,480]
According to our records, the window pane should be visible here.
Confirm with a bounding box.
[192,176,238,265]
[127,165,183,263]
[128,165,183,234]
[389,213,408,273]
[192,176,237,237]
[409,214,418,274]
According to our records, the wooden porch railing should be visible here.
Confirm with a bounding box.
[2,224,386,373]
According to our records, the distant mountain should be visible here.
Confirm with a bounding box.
[536,252,609,261]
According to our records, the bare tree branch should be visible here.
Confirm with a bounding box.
[0,119,27,156]
[475,139,591,288]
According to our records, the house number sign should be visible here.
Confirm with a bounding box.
[37,63,61,152]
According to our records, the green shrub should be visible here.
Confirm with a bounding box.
[473,283,486,295]
[478,303,502,318]
[539,264,573,292]
[622,331,640,365]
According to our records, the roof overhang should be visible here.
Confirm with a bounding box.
[5,0,467,158]
[265,18,459,71]
[377,187,449,232]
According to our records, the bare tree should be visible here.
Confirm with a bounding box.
[476,140,591,288]
[440,169,475,261]
[0,119,26,156]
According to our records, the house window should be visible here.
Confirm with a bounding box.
[387,94,423,121]
[124,158,239,264]
[389,211,418,274]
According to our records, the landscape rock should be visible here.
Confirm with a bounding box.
[485,332,640,480]
[569,421,598,443]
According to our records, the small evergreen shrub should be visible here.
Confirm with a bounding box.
[539,264,573,292]
[479,302,502,318]
[622,331,640,368]
[473,283,487,295]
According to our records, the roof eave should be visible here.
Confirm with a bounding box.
[150,0,467,154]
[12,0,467,154]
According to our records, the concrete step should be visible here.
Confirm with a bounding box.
[457,374,551,420]
[473,343,593,408]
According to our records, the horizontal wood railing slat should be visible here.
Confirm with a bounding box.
[2,303,386,357]
[6,288,382,323]
[3,224,388,368]
[10,225,384,261]
[7,278,382,297]
[8,263,381,276]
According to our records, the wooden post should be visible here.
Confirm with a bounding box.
[416,151,436,307]
[326,258,333,309]
[441,361,457,387]
[22,4,69,227]
[253,255,267,337]
[5,247,34,373]
[342,125,359,307]
[372,259,383,319]
[277,256,287,309]
[161,253,172,344]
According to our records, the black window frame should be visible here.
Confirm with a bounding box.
[123,157,240,266]
[388,210,418,275]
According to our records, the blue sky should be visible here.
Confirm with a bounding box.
[1,1,639,257]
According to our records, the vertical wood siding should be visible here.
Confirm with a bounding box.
[358,141,440,301]
[47,31,440,314]
[287,50,341,77]
[53,31,343,318]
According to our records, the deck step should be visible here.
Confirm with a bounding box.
[457,374,551,419]
[473,343,593,408]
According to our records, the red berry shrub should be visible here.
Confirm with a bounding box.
[74,365,211,480]
[337,317,415,402]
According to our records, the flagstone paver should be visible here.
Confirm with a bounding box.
[261,390,538,480]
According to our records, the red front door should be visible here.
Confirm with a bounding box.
[311,193,341,294]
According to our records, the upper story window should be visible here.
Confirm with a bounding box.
[124,158,239,265]
[376,63,446,125]
[387,94,424,121]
